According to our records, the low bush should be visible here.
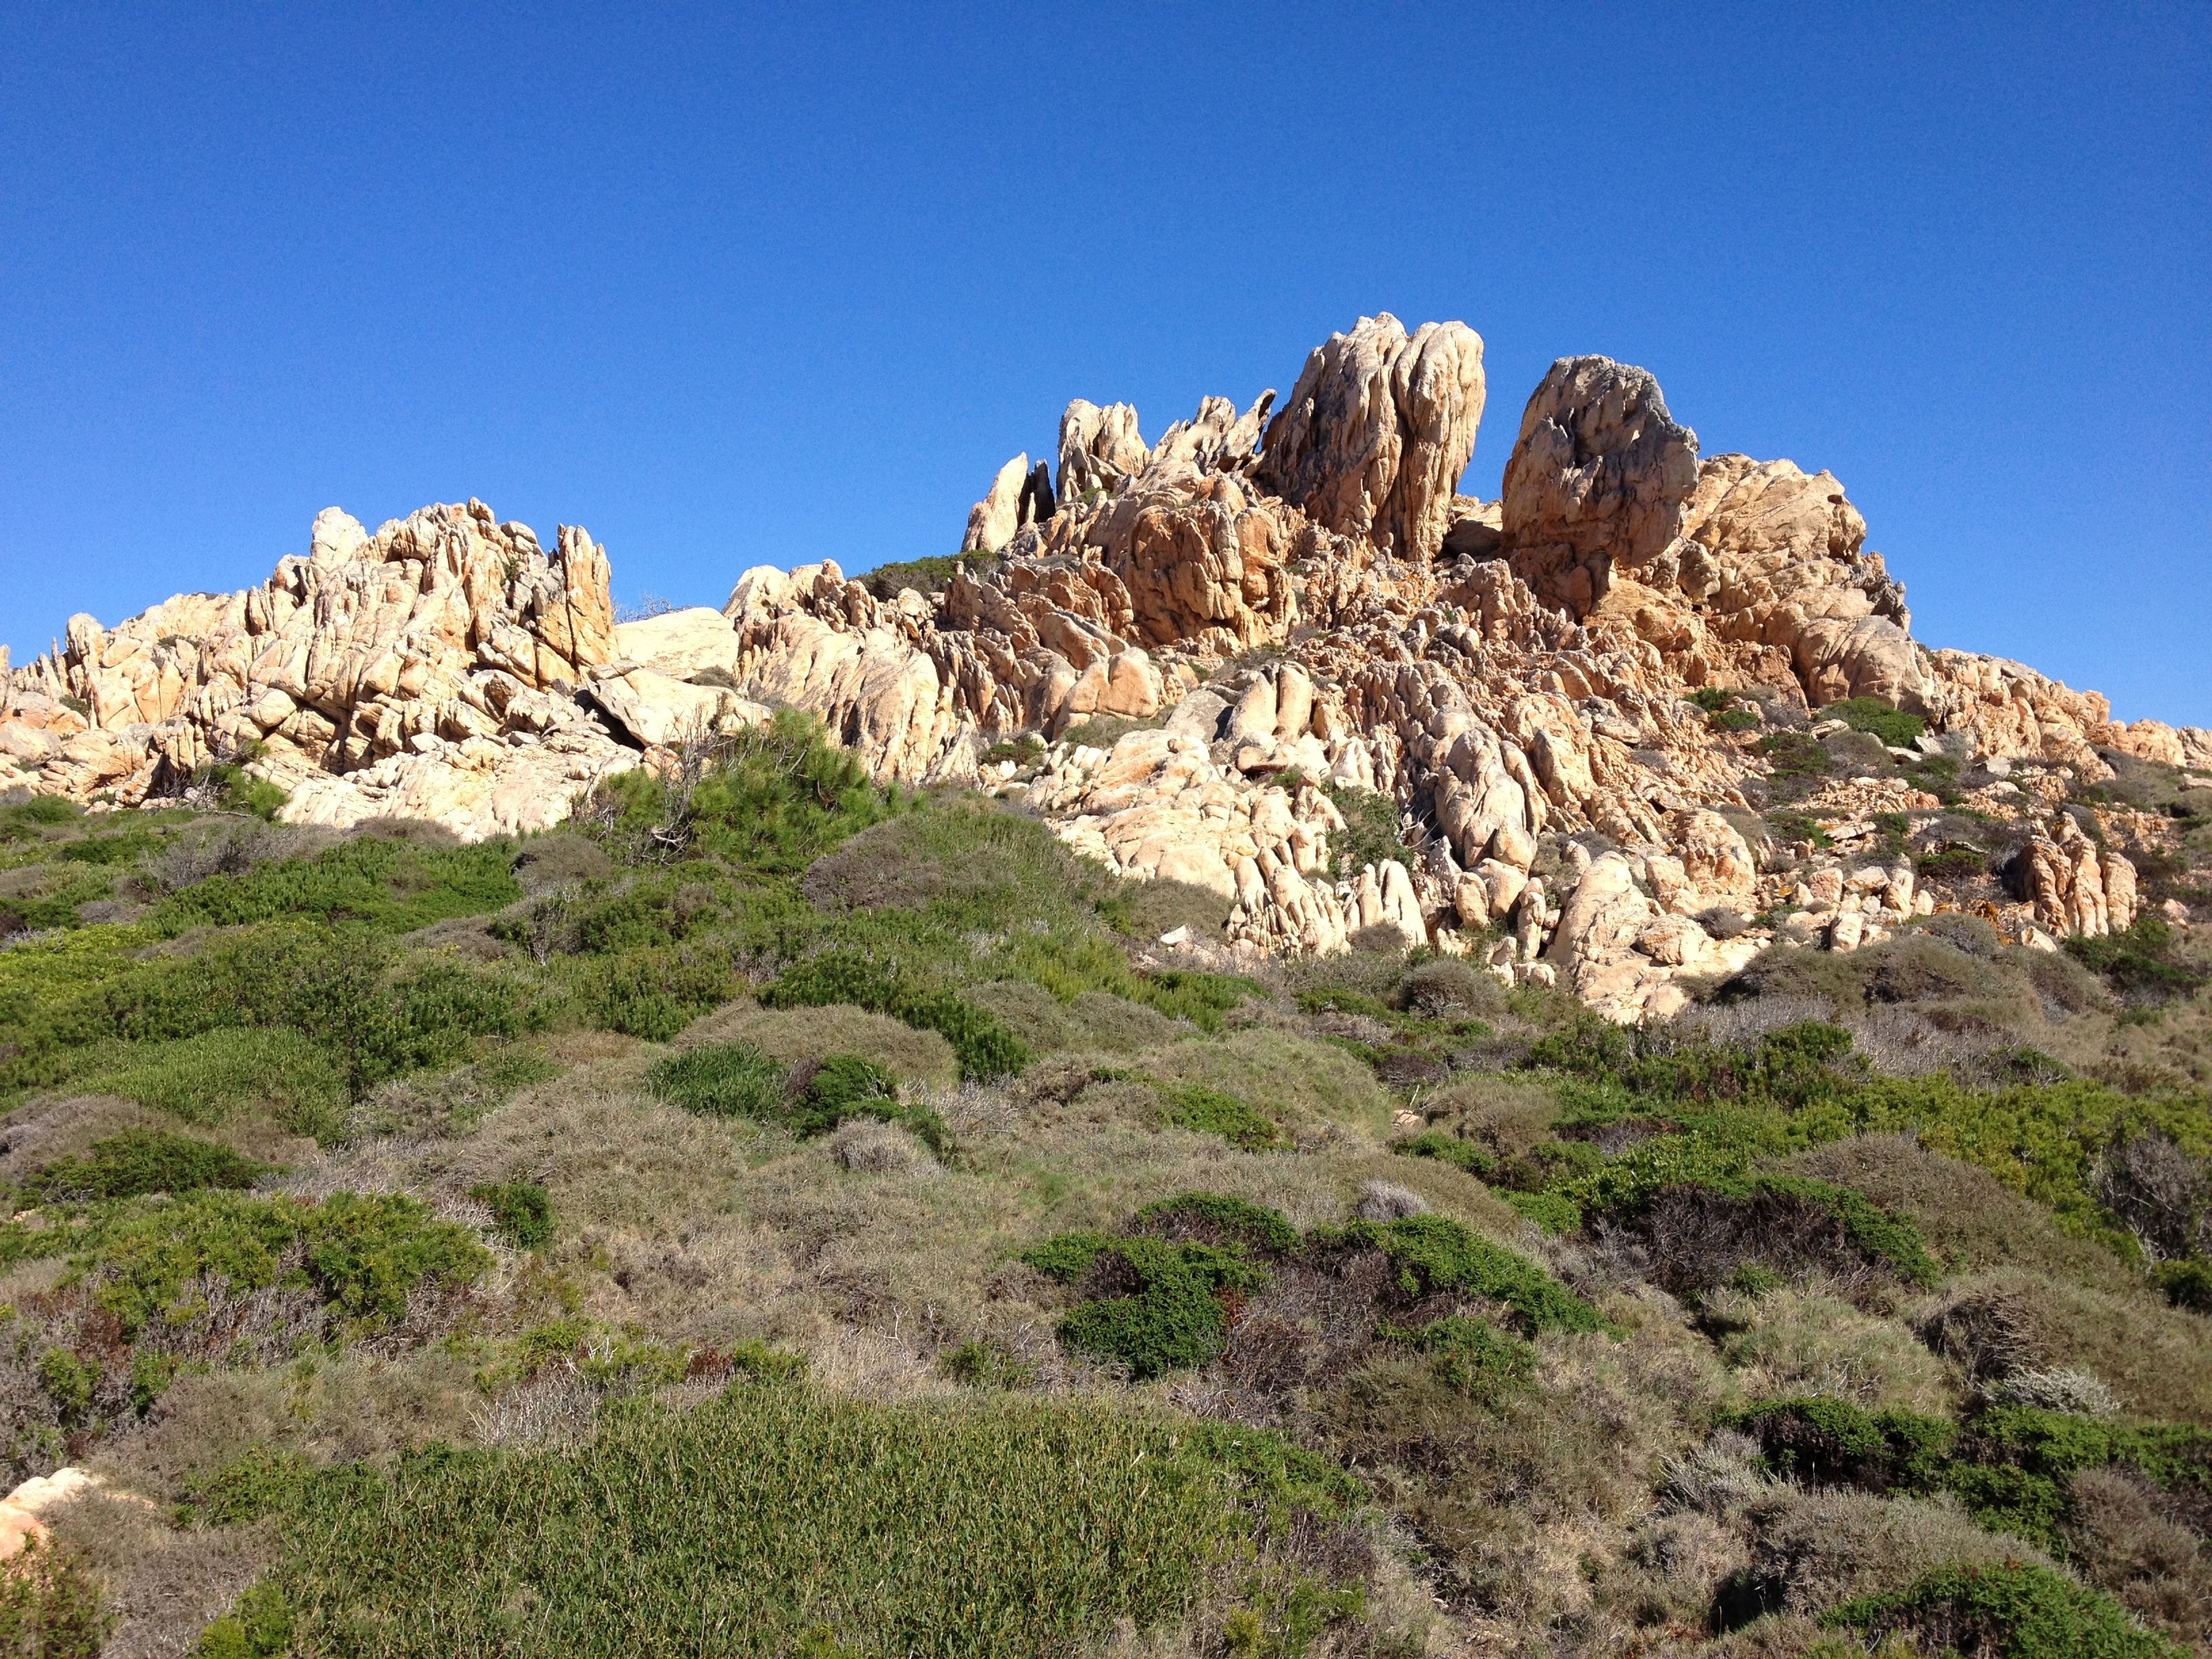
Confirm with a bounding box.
[1379,1315,1534,1401]
[1133,1193,1303,1257]
[2,1189,491,1338]
[1309,1215,1605,1336]
[1824,1560,2184,1658]
[190,1581,292,1658]
[0,1536,110,1656]
[764,951,1030,1080]
[577,711,903,874]
[2067,915,2208,1002]
[1729,1397,1957,1492]
[1820,697,1927,750]
[54,1027,347,1140]
[150,833,520,936]
[646,1040,784,1120]
[648,1043,949,1155]
[469,1182,554,1250]
[568,943,735,1040]
[251,1385,1338,1658]
[1054,1235,1268,1377]
[22,1128,267,1203]
[1391,1130,1496,1177]
[1322,783,1406,881]
[1161,1085,1280,1151]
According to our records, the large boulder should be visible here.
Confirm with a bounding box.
[1500,356,1700,614]
[1256,314,1486,565]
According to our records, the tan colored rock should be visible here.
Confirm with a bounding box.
[1057,401,1150,504]
[585,664,771,748]
[1257,313,1486,563]
[962,454,1031,554]
[612,608,742,678]
[1500,356,1699,615]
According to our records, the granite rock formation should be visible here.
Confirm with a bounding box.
[9,314,2206,1020]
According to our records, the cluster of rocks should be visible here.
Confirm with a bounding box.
[7,312,2207,1019]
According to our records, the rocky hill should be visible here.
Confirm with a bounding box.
[6,314,2208,1025]
[2,320,2211,1659]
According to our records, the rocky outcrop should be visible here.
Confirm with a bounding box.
[1256,314,1486,564]
[2,499,636,831]
[2018,812,2138,939]
[10,315,2200,1021]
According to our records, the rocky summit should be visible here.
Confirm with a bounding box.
[5,312,2208,1023]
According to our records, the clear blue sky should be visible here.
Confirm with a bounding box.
[3,4,2206,724]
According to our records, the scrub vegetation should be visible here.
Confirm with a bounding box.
[1,713,2209,1656]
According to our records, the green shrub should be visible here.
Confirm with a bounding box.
[0,1536,110,1657]
[37,1347,97,1422]
[1710,708,1761,733]
[191,1582,293,1658]
[264,1386,1266,1656]
[152,835,520,935]
[1134,1193,1302,1256]
[1824,1560,2184,1658]
[939,1338,1038,1391]
[857,554,968,600]
[580,711,902,873]
[1729,1397,1957,1492]
[1948,1407,2212,1544]
[1322,783,1404,880]
[1821,697,1927,750]
[795,1054,950,1156]
[1019,1231,1120,1284]
[571,943,735,1039]
[469,1182,554,1250]
[1391,1130,1496,1176]
[649,1044,949,1155]
[2066,915,2207,1001]
[1311,1215,1603,1336]
[1162,1085,1280,1150]
[67,1189,490,1338]
[1055,1235,1267,1378]
[764,951,1030,1081]
[1134,969,1260,1033]
[187,1446,314,1525]
[2154,1258,2212,1312]
[1758,732,1833,778]
[24,1128,267,1202]
[60,1027,348,1136]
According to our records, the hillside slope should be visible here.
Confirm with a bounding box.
[0,321,2209,1656]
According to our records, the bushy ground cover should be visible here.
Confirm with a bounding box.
[2,720,2211,1656]
[225,1380,1367,1658]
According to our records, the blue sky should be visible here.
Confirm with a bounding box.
[2,4,2206,724]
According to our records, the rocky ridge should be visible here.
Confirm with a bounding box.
[7,313,2209,1021]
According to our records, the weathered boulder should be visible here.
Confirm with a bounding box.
[1257,314,1486,564]
[1500,356,1699,615]
[611,607,743,678]
[962,454,1031,555]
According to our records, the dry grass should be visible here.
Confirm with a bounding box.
[44,1488,273,1659]
[1780,1133,2142,1295]
[1704,1284,1955,1414]
[1912,1266,2212,1424]
[2064,1465,2212,1647]
[963,981,1191,1055]
[676,998,961,1087]
[1730,1488,2049,1618]
[1138,1028,1395,1146]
